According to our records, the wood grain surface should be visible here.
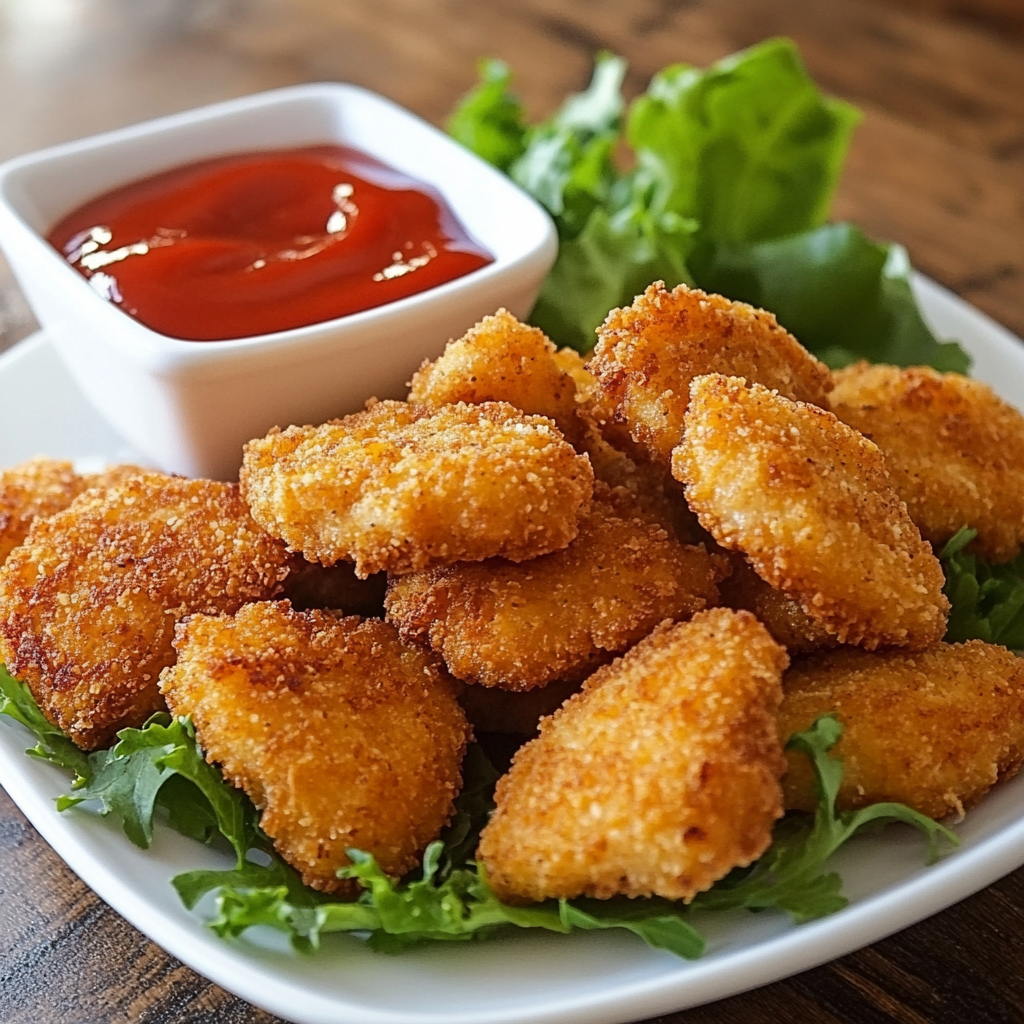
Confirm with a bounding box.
[1,1,1023,1021]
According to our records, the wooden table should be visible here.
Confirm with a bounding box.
[1,1,1022,1020]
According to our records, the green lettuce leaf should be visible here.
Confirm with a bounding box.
[693,717,957,922]
[693,223,970,371]
[0,665,92,782]
[445,41,965,369]
[529,204,696,351]
[628,37,859,247]
[55,714,263,860]
[447,59,528,172]
[2,672,955,960]
[941,528,1024,648]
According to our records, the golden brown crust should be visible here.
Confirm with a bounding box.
[477,609,788,903]
[0,472,297,749]
[0,458,87,564]
[779,642,1024,819]
[673,375,949,649]
[831,362,1024,563]
[240,400,594,577]
[718,553,838,655]
[160,602,469,893]
[385,483,724,691]
[408,309,587,446]
[588,282,832,466]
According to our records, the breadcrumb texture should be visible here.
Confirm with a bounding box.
[719,554,838,655]
[831,362,1024,563]
[673,375,949,649]
[408,309,587,445]
[780,642,1024,819]
[477,609,788,903]
[0,458,87,564]
[385,483,724,691]
[160,602,469,893]
[241,400,594,577]
[588,282,832,466]
[0,472,297,750]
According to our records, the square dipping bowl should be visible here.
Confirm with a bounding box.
[0,84,558,479]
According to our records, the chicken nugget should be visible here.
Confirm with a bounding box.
[385,483,724,691]
[408,309,587,446]
[719,554,838,655]
[477,609,788,903]
[673,375,948,649]
[0,458,87,564]
[241,400,593,577]
[588,282,832,466]
[779,642,1024,819]
[160,602,469,893]
[831,362,1024,563]
[0,472,296,749]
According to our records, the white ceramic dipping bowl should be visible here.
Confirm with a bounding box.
[0,84,557,479]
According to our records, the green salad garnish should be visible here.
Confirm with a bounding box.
[1,666,955,958]
[448,37,969,373]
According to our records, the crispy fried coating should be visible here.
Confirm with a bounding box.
[160,602,469,893]
[831,362,1024,563]
[477,609,788,903]
[0,458,87,564]
[0,459,154,567]
[552,346,598,410]
[241,400,593,578]
[779,642,1024,819]
[0,472,296,749]
[673,375,949,649]
[588,282,832,466]
[385,483,724,691]
[719,554,838,655]
[408,309,587,445]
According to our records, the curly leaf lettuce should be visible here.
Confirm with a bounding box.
[941,528,1024,648]
[628,37,859,246]
[0,674,956,959]
[447,39,968,371]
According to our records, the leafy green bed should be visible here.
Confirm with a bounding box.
[0,666,953,958]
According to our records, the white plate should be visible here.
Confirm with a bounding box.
[2,278,1024,1024]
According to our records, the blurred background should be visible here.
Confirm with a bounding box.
[0,0,1021,355]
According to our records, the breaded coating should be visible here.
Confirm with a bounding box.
[477,609,788,903]
[81,463,148,491]
[779,642,1024,819]
[588,282,832,466]
[673,375,949,649]
[831,362,1024,563]
[160,602,469,893]
[0,458,87,564]
[408,309,587,445]
[241,400,593,578]
[385,483,723,691]
[0,472,296,749]
[719,554,838,655]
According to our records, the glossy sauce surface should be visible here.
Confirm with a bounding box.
[47,145,494,341]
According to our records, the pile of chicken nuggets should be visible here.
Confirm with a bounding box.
[3,280,1024,906]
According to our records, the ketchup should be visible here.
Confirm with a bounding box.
[47,146,494,341]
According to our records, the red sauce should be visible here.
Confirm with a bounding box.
[47,145,494,341]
